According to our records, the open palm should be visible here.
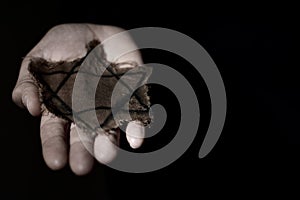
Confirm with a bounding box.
[12,24,145,175]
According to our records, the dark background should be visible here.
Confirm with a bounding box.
[1,2,298,199]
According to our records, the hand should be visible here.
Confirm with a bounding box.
[12,24,145,175]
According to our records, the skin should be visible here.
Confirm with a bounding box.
[12,24,145,175]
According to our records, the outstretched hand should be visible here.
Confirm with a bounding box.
[12,24,145,175]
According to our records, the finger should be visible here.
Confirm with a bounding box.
[89,25,143,65]
[98,26,145,149]
[12,75,41,116]
[94,129,119,165]
[69,124,94,176]
[40,113,69,170]
[126,121,145,149]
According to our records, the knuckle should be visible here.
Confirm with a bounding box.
[42,134,66,147]
[40,116,69,143]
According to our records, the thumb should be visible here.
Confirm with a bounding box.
[12,76,41,116]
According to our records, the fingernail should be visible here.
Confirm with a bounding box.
[126,121,145,138]
[128,137,143,149]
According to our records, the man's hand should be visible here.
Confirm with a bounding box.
[12,24,145,175]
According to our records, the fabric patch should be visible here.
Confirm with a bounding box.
[28,40,151,135]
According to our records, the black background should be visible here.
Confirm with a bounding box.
[1,2,299,199]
